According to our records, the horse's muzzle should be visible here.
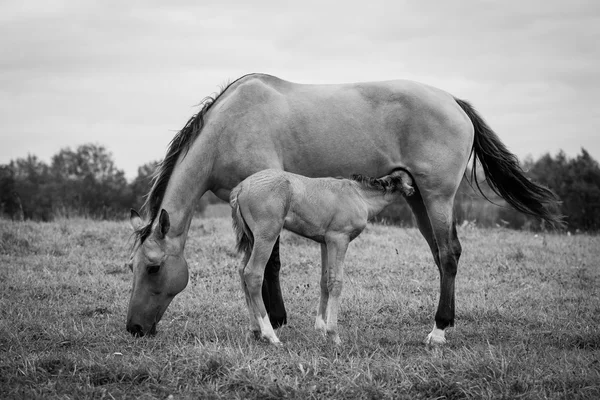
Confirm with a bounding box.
[126,322,157,337]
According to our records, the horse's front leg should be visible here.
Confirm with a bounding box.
[315,243,329,333]
[262,237,288,328]
[324,236,349,346]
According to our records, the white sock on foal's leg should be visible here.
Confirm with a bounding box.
[258,314,281,345]
[314,315,326,332]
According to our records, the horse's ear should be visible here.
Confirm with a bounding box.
[157,209,170,239]
[130,209,143,231]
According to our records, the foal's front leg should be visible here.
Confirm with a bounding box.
[323,236,349,345]
[315,243,329,333]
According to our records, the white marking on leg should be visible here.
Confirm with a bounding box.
[258,314,281,345]
[314,314,326,332]
[424,324,446,346]
[325,296,341,345]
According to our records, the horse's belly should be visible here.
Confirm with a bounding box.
[280,134,399,178]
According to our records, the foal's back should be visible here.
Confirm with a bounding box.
[237,169,368,243]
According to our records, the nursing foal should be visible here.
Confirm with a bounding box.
[230,168,414,345]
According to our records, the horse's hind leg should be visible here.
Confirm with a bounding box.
[427,200,461,345]
[405,191,440,271]
[406,191,462,345]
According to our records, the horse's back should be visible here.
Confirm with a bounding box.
[227,73,462,119]
[207,74,473,199]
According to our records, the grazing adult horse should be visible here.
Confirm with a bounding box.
[126,73,561,344]
[230,169,415,345]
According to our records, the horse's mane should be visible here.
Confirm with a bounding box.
[134,77,246,243]
[350,174,402,194]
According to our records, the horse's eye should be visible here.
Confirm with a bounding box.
[127,262,133,272]
[147,264,160,274]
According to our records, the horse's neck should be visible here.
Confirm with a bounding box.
[159,144,214,244]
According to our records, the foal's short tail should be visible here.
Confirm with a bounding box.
[230,186,254,255]
[455,98,564,228]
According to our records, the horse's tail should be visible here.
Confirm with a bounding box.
[230,185,254,255]
[454,98,564,228]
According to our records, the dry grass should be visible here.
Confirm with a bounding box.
[1,216,599,399]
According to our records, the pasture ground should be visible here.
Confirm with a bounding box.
[1,213,599,399]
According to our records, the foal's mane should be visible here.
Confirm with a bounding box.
[134,76,248,243]
[350,174,402,194]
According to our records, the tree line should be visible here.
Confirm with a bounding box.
[375,148,600,232]
[0,144,211,222]
[1,144,599,231]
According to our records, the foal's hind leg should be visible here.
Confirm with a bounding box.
[243,235,282,345]
[238,251,260,338]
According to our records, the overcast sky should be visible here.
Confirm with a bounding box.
[1,0,599,179]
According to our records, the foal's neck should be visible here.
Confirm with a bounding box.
[355,185,402,220]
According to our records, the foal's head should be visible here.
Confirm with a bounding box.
[351,169,415,197]
[126,209,189,337]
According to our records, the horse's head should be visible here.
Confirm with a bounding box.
[126,209,189,337]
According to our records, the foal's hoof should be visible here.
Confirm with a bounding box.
[247,330,283,346]
[247,330,262,341]
[327,332,342,346]
[314,317,326,333]
[264,337,283,347]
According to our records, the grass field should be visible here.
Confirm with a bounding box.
[1,212,599,399]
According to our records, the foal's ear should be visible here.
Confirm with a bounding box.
[379,175,393,189]
[130,209,144,231]
[157,209,170,239]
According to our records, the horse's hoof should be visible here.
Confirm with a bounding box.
[424,328,447,346]
[424,336,446,346]
[269,313,287,329]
